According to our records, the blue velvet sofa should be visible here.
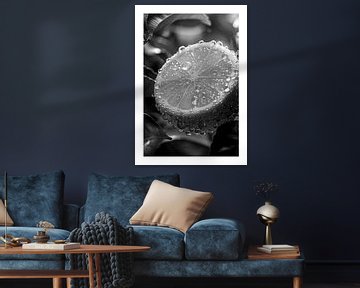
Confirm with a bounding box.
[0,171,79,270]
[81,173,304,283]
[0,171,303,286]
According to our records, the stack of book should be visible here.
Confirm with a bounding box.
[248,244,300,260]
[257,244,299,254]
[22,242,80,250]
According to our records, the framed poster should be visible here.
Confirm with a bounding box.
[135,5,247,165]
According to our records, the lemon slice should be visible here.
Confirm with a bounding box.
[154,41,239,134]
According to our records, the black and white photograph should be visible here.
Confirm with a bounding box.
[135,5,247,165]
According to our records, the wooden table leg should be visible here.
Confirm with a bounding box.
[95,253,102,288]
[52,278,62,288]
[66,277,72,288]
[293,276,302,288]
[88,253,95,288]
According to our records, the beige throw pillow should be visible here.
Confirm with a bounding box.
[0,200,14,226]
[130,180,213,233]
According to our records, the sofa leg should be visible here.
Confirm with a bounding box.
[293,276,302,288]
[53,278,62,288]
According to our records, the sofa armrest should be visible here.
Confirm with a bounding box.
[63,204,80,231]
[184,218,245,260]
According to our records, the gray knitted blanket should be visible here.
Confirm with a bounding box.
[68,212,134,288]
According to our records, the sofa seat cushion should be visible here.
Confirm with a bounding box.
[184,218,245,260]
[0,170,65,227]
[0,227,70,261]
[84,174,180,226]
[130,225,184,260]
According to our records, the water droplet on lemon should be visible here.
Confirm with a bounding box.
[154,41,239,134]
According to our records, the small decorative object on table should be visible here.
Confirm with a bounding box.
[0,234,31,247]
[254,181,280,245]
[34,221,55,243]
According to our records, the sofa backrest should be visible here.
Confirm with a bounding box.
[82,173,180,226]
[63,203,80,231]
[0,170,65,228]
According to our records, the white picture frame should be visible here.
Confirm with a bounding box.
[135,5,247,165]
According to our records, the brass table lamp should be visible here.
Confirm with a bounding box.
[257,201,280,245]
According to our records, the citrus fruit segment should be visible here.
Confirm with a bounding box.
[154,41,239,134]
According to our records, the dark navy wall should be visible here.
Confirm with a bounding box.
[1,0,360,262]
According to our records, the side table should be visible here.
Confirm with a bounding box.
[247,245,304,288]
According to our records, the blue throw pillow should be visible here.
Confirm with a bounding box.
[84,173,180,225]
[0,170,65,227]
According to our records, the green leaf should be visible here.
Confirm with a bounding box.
[144,14,211,43]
